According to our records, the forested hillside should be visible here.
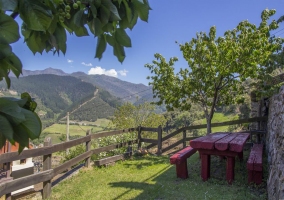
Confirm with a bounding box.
[71,73,154,103]
[0,74,122,128]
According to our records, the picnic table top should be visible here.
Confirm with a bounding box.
[190,132,250,153]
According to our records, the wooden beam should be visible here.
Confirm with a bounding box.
[140,127,158,132]
[91,128,136,139]
[94,155,124,166]
[53,151,93,176]
[0,170,54,197]
[0,135,92,164]
[140,138,158,144]
[162,139,183,153]
[162,128,185,141]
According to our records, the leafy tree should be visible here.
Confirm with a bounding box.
[145,9,284,134]
[0,0,151,151]
[111,102,166,129]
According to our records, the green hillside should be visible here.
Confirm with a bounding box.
[0,74,122,128]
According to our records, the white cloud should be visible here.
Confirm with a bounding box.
[67,59,73,63]
[118,69,128,76]
[81,62,93,67]
[88,66,119,77]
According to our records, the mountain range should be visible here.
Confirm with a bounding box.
[2,68,159,128]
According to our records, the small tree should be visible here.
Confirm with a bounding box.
[145,9,283,134]
[111,102,166,129]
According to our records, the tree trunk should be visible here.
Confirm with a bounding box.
[206,117,212,135]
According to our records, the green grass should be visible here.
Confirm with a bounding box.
[52,152,267,200]
[93,118,111,128]
[194,113,239,133]
[43,124,103,136]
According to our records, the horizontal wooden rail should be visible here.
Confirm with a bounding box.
[162,139,183,153]
[140,138,158,144]
[140,127,158,132]
[162,128,185,142]
[0,169,54,197]
[91,128,136,139]
[94,155,124,166]
[184,116,267,131]
[92,140,138,154]
[53,151,93,176]
[0,135,92,164]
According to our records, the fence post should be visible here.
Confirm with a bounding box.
[43,137,52,199]
[4,141,12,200]
[157,125,162,156]
[85,130,91,168]
[183,129,187,148]
[137,126,142,150]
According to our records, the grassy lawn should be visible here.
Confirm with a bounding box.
[194,113,239,133]
[52,152,267,200]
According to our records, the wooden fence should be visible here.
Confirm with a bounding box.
[0,128,137,199]
[0,116,267,199]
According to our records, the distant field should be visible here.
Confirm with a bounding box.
[193,113,239,133]
[43,124,101,136]
[41,119,112,144]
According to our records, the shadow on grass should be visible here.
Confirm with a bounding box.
[109,150,268,200]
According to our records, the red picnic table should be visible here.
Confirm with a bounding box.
[190,132,250,184]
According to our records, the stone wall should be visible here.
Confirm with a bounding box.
[266,85,284,200]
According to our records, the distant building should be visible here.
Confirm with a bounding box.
[0,142,34,195]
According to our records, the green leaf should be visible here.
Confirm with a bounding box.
[93,0,101,7]
[113,42,125,63]
[53,24,67,54]
[4,97,28,107]
[0,13,20,44]
[0,114,14,141]
[6,53,22,78]
[18,108,42,139]
[26,31,47,54]
[0,0,17,11]
[74,26,89,37]
[119,16,129,29]
[115,28,131,47]
[132,0,149,22]
[13,127,30,152]
[0,40,12,59]
[106,34,115,46]
[100,4,110,26]
[128,4,138,29]
[18,0,53,31]
[122,0,132,22]
[88,18,103,37]
[95,35,107,60]
[90,3,97,19]
[102,0,121,21]
[0,98,25,122]
[73,10,87,27]
[0,133,6,149]
[102,23,113,32]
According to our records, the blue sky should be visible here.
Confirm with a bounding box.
[11,0,284,85]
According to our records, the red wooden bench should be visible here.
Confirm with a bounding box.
[247,144,263,185]
[170,146,197,179]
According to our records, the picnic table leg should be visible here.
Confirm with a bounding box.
[238,152,243,161]
[201,154,210,181]
[226,156,235,184]
[176,162,189,179]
